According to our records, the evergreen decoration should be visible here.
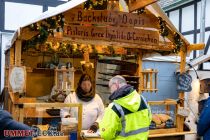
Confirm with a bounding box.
[158,17,169,37]
[84,0,108,10]
[91,45,98,56]
[57,42,69,57]
[137,8,145,15]
[157,33,184,55]
[107,45,115,55]
[172,33,183,53]
[23,14,65,51]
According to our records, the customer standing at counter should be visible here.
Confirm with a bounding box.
[60,74,104,133]
[197,93,210,140]
[99,75,151,140]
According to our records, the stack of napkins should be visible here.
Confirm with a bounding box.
[81,130,100,138]
[61,118,77,125]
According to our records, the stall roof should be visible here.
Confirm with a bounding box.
[9,0,86,48]
[8,0,204,55]
[176,54,210,72]
[144,56,190,63]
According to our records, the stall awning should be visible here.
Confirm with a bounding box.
[8,0,204,54]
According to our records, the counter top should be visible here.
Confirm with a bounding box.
[32,131,195,140]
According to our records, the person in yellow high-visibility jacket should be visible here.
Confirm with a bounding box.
[99,75,152,140]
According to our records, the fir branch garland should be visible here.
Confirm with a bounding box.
[158,17,169,37]
[84,0,108,10]
[172,33,183,53]
[23,14,65,51]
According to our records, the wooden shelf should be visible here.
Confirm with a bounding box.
[141,70,158,73]
[149,128,176,135]
[33,68,54,73]
[6,66,33,73]
[149,130,195,137]
[122,75,140,78]
[98,59,139,67]
[55,68,75,72]
[141,89,158,91]
[148,99,177,105]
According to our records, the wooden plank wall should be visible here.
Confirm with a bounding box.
[21,53,95,97]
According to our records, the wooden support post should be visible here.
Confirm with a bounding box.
[70,68,76,91]
[149,72,153,92]
[93,57,98,94]
[146,74,149,91]
[142,73,145,90]
[55,68,58,89]
[78,104,83,140]
[15,40,22,66]
[13,40,22,121]
[10,47,15,66]
[136,49,143,93]
[63,68,67,90]
[5,68,9,88]
[82,45,95,93]
[83,46,90,63]
[177,46,187,132]
[166,105,170,115]
[19,107,24,123]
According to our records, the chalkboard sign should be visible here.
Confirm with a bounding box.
[176,73,192,92]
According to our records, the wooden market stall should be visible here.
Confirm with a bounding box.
[3,0,205,140]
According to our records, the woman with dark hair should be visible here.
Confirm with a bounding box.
[60,74,104,133]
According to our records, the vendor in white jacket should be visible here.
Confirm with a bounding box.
[60,74,104,133]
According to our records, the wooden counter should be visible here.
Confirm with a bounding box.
[31,131,195,140]
[33,136,69,140]
[8,92,194,140]
[80,131,195,139]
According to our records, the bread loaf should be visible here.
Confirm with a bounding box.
[152,114,162,125]
[156,114,171,123]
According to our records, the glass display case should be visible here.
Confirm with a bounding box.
[18,102,82,139]
[54,67,75,92]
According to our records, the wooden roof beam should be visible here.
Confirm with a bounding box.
[128,0,158,12]
[47,36,174,51]
[146,2,190,47]
[19,27,39,40]
[188,43,205,51]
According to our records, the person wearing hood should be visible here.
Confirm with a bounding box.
[99,75,151,140]
[60,74,104,133]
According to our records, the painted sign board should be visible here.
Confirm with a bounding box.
[64,25,159,46]
[64,10,158,28]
